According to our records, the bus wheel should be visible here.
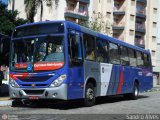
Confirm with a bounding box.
[124,82,139,100]
[132,82,139,99]
[84,83,95,107]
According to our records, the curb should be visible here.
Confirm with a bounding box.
[0,100,12,107]
[0,97,10,101]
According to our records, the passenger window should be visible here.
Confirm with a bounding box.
[120,46,129,66]
[68,30,83,66]
[83,34,95,61]
[128,49,137,67]
[109,42,120,64]
[144,54,151,68]
[136,51,144,67]
[96,38,109,63]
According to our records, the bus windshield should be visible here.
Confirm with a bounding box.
[11,36,65,72]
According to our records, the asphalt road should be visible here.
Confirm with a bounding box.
[0,91,160,120]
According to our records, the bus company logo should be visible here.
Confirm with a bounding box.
[31,83,36,87]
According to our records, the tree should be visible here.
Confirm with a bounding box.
[24,0,59,23]
[0,1,28,36]
[80,11,112,36]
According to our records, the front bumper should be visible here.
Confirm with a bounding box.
[9,84,68,100]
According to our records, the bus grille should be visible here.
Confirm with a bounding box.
[17,76,51,82]
[24,90,44,95]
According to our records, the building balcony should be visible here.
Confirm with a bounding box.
[79,0,90,4]
[113,6,126,16]
[65,8,89,20]
[68,0,90,4]
[135,43,145,48]
[113,22,125,30]
[135,23,146,34]
[135,38,145,48]
[136,13,146,19]
[137,0,147,5]
[114,6,126,11]
[135,42,145,48]
[136,9,146,19]
[112,26,125,30]
[113,11,125,15]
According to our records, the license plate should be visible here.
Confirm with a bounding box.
[29,96,39,100]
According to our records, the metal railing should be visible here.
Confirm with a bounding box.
[113,21,125,27]
[114,6,126,11]
[135,23,145,30]
[65,7,88,16]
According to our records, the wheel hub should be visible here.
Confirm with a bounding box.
[87,88,94,100]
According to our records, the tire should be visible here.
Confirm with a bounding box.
[125,82,139,100]
[84,83,95,107]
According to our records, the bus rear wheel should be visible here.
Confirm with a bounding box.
[124,82,139,100]
[84,83,95,107]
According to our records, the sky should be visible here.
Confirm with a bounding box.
[1,0,8,4]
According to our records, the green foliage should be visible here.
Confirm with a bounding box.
[90,11,112,35]
[80,11,112,35]
[0,1,28,36]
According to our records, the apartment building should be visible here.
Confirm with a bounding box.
[92,0,159,85]
[154,0,160,85]
[8,0,90,24]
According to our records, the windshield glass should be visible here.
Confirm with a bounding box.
[11,36,65,72]
[13,22,64,38]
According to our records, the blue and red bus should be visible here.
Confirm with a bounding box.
[9,21,153,106]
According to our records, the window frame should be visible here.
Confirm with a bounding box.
[68,29,83,67]
[109,42,120,65]
[120,45,130,66]
[128,48,137,67]
[95,37,109,63]
[83,33,96,61]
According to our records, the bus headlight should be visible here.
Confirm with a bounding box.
[9,78,20,88]
[50,74,66,87]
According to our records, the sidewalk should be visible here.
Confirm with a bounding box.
[0,99,12,106]
[150,84,160,92]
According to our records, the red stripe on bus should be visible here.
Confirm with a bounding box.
[117,68,124,94]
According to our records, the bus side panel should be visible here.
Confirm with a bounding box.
[107,65,121,95]
[84,61,101,97]
[141,68,153,92]
[122,67,146,94]
[67,67,84,99]
[121,66,132,94]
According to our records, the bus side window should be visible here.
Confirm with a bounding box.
[68,30,83,66]
[109,42,120,64]
[144,53,151,68]
[136,51,144,67]
[120,46,129,66]
[96,38,109,63]
[128,49,137,67]
[83,34,95,61]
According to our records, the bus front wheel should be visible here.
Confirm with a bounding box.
[84,83,95,107]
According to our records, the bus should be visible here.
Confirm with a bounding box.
[9,20,153,106]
